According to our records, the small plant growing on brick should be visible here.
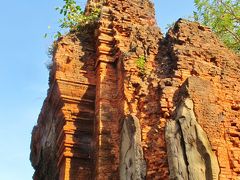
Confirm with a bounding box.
[136,55,147,74]
[57,0,100,29]
[52,0,101,39]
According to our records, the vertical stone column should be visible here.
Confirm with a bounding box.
[120,114,146,180]
[94,7,120,179]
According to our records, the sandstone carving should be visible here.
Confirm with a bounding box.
[166,90,220,180]
[30,0,240,179]
[120,114,146,180]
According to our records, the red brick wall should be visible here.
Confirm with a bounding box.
[30,1,240,179]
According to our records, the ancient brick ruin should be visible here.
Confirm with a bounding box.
[30,0,240,179]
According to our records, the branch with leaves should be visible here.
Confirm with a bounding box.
[45,0,101,39]
[56,0,101,30]
[194,0,240,54]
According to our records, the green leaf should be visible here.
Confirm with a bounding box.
[193,0,240,54]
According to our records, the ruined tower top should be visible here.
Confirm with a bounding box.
[30,0,240,179]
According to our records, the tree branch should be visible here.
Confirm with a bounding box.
[223,25,240,43]
[219,0,240,22]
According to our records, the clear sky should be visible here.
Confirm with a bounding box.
[0,0,195,179]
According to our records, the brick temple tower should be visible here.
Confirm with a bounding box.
[30,0,240,179]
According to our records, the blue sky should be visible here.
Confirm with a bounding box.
[0,0,195,179]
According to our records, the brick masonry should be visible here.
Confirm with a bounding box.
[30,0,240,179]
